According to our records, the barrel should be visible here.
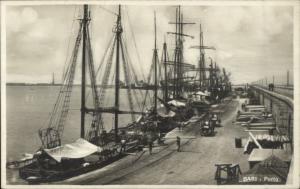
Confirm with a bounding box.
[235,138,242,148]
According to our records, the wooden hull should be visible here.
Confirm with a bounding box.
[19,140,140,184]
[19,153,125,184]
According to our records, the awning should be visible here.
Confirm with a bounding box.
[245,105,265,108]
[238,111,263,115]
[20,153,34,161]
[194,91,209,96]
[248,149,292,163]
[211,104,219,108]
[210,109,224,114]
[252,134,287,142]
[167,100,186,107]
[44,138,100,162]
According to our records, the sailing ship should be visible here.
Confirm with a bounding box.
[150,6,232,136]
[136,6,232,139]
[154,6,199,121]
[133,6,217,141]
[187,22,232,111]
[11,5,232,184]
[18,5,147,183]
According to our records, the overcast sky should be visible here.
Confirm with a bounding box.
[5,4,293,84]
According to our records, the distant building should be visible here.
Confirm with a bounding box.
[51,73,55,85]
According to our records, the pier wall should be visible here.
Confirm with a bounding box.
[250,85,293,151]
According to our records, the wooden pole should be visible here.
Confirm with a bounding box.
[173,7,178,98]
[163,39,168,102]
[80,4,88,138]
[249,132,263,149]
[114,5,122,142]
[154,12,158,113]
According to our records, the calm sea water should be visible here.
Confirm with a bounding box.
[6,85,151,184]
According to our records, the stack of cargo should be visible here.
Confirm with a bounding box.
[236,104,276,132]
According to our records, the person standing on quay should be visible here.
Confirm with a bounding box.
[149,140,153,155]
[176,136,181,152]
[120,138,126,153]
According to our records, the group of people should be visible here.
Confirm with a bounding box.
[120,135,182,155]
[148,136,181,155]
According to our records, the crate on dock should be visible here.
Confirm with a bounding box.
[235,138,242,148]
[215,163,242,185]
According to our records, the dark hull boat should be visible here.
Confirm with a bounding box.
[19,139,126,184]
[18,5,144,184]
[16,5,233,184]
[138,6,197,137]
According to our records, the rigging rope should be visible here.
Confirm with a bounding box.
[122,35,143,87]
[39,22,83,148]
[62,6,79,82]
[95,35,115,81]
[141,60,154,112]
[120,37,136,122]
[98,5,118,16]
[124,7,146,81]
[55,23,83,137]
[98,35,117,106]
[121,35,144,111]
[85,27,104,139]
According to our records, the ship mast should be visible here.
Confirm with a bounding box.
[81,4,89,138]
[199,24,204,89]
[154,12,158,114]
[168,6,194,99]
[83,5,144,142]
[114,5,122,142]
[209,57,213,92]
[163,38,168,102]
[190,23,216,91]
[215,62,218,87]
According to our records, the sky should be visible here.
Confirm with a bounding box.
[5,4,294,84]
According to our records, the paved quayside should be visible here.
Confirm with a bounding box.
[54,98,249,185]
[105,98,250,185]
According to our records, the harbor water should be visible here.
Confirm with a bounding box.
[6,85,150,184]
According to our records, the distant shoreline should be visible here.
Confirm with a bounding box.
[6,83,158,90]
[6,83,62,86]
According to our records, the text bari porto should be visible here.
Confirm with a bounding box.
[239,176,281,183]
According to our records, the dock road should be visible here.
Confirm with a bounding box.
[85,98,251,185]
